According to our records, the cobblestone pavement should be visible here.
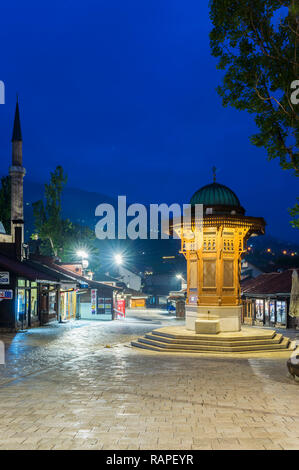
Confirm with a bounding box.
[0,310,298,450]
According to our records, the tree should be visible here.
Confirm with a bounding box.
[209,0,299,222]
[32,166,69,256]
[289,198,299,228]
[0,176,11,234]
[61,222,99,265]
[32,166,98,264]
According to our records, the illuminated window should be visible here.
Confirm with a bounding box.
[276,301,286,325]
[31,288,38,318]
[255,299,264,321]
[17,288,26,322]
[49,290,56,313]
[269,301,275,322]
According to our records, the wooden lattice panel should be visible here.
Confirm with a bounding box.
[203,236,216,252]
[223,238,234,252]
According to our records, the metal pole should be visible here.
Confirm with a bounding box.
[57,286,63,323]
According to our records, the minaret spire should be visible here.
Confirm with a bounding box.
[9,98,26,259]
[12,97,22,144]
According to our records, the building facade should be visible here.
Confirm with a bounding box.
[0,102,118,329]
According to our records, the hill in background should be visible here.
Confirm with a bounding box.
[20,179,299,274]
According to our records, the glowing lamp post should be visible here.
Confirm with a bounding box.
[76,250,89,276]
[176,274,186,290]
[114,254,123,266]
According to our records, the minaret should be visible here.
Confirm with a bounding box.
[9,99,26,260]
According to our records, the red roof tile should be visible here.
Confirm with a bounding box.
[241,269,299,295]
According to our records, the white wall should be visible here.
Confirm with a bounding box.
[118,266,142,291]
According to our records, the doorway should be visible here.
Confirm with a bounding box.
[17,285,30,328]
[264,300,276,327]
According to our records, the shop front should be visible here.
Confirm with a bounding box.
[242,297,288,328]
[78,285,115,321]
[16,279,39,328]
[0,252,81,329]
[0,253,57,329]
[130,296,147,308]
[29,258,120,323]
[241,269,298,329]
[16,280,63,328]
[146,295,167,309]
[60,284,77,321]
[43,262,118,321]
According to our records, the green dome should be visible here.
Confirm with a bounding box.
[190,182,241,208]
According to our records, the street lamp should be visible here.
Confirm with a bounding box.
[176,274,186,290]
[114,253,123,266]
[77,250,88,259]
[76,250,89,275]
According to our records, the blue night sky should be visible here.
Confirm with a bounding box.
[0,0,298,243]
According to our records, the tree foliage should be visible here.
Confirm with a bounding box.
[32,166,96,261]
[209,0,299,222]
[0,176,11,234]
[32,166,68,256]
[289,197,299,228]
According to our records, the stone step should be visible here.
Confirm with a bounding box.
[132,336,294,353]
[151,330,276,342]
[145,332,284,347]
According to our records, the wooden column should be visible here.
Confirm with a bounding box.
[56,285,61,322]
[216,226,223,303]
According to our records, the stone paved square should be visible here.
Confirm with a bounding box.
[0,310,298,450]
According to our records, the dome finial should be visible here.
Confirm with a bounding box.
[212,166,216,183]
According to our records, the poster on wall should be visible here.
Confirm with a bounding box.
[0,272,9,284]
[91,289,97,315]
[105,298,112,315]
[97,297,112,315]
[0,290,13,299]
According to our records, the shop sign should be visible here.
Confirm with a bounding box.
[91,289,97,314]
[98,297,112,315]
[0,272,9,284]
[60,283,77,291]
[0,290,13,300]
[79,282,89,288]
